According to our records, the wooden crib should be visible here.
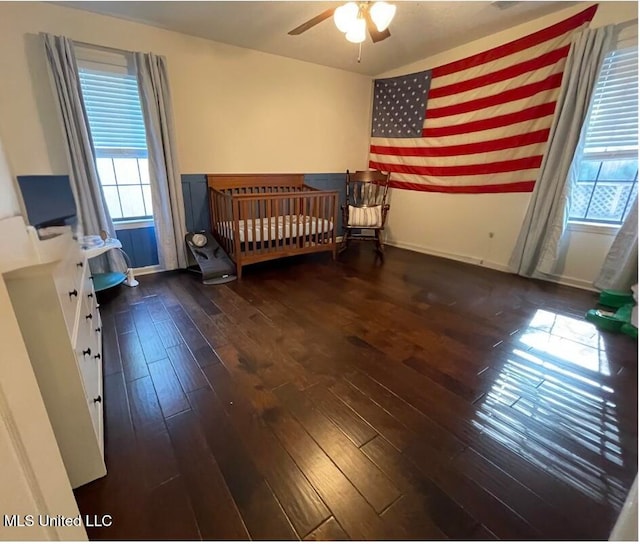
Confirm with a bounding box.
[207,174,339,279]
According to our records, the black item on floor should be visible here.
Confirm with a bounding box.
[185,231,237,284]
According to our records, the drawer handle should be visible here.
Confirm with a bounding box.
[82,347,91,357]
[85,313,93,321]
[76,261,83,268]
[87,293,94,299]
[68,289,78,298]
[93,395,102,404]
[94,353,101,360]
[95,327,101,333]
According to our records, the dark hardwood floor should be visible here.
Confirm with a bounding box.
[74,245,638,540]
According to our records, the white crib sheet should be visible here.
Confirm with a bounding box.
[220,215,334,243]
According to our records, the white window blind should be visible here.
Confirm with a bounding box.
[76,46,152,221]
[568,44,638,226]
[582,46,638,157]
[79,69,148,155]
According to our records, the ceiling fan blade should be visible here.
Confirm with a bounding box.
[288,8,336,35]
[364,9,391,43]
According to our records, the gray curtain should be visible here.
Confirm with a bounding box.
[594,199,638,291]
[509,25,615,277]
[42,33,126,273]
[134,52,187,270]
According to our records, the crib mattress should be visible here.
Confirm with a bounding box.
[220,215,334,243]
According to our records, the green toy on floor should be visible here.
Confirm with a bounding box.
[585,289,638,339]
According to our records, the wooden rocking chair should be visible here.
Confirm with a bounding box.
[340,169,391,255]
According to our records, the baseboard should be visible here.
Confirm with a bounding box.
[385,239,597,292]
[536,273,597,292]
[386,239,509,273]
[132,264,163,276]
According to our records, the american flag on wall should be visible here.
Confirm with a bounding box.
[368,5,598,194]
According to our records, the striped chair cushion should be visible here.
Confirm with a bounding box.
[348,205,382,228]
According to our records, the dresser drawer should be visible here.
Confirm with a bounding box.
[77,290,99,363]
[81,298,103,446]
[85,274,102,348]
[87,392,104,453]
[53,247,85,337]
[81,290,100,338]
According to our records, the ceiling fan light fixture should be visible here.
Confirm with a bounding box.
[370,1,396,32]
[345,16,367,43]
[334,2,359,33]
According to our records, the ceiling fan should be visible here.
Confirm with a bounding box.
[288,2,396,44]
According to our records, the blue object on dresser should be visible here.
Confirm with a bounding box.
[17,174,77,229]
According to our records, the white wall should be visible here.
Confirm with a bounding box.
[378,2,638,290]
[0,1,372,176]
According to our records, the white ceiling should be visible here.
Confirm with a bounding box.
[56,1,579,76]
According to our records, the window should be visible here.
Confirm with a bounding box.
[569,45,638,226]
[77,48,151,221]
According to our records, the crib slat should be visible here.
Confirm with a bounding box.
[323,194,327,245]
[233,198,241,262]
[274,197,281,253]
[241,200,249,256]
[331,194,338,244]
[314,196,319,247]
[228,193,234,256]
[306,196,312,248]
[265,198,271,254]
[295,194,300,248]
[307,196,311,247]
[315,195,319,245]
[310,193,314,247]
[261,197,267,255]
[223,194,230,256]
[323,193,328,245]
[222,193,229,256]
[304,196,309,249]
[320,195,323,242]
[323,195,328,245]
[293,196,299,249]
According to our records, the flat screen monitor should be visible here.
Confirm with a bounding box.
[17,175,77,229]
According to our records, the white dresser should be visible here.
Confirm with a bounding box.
[4,221,106,489]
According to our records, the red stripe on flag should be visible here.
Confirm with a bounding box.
[370,156,543,176]
[427,72,563,119]
[422,102,556,137]
[431,4,597,78]
[370,129,550,157]
[429,45,570,99]
[387,179,536,194]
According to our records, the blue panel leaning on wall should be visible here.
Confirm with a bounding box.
[181,174,210,232]
[115,226,159,268]
[180,173,347,235]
